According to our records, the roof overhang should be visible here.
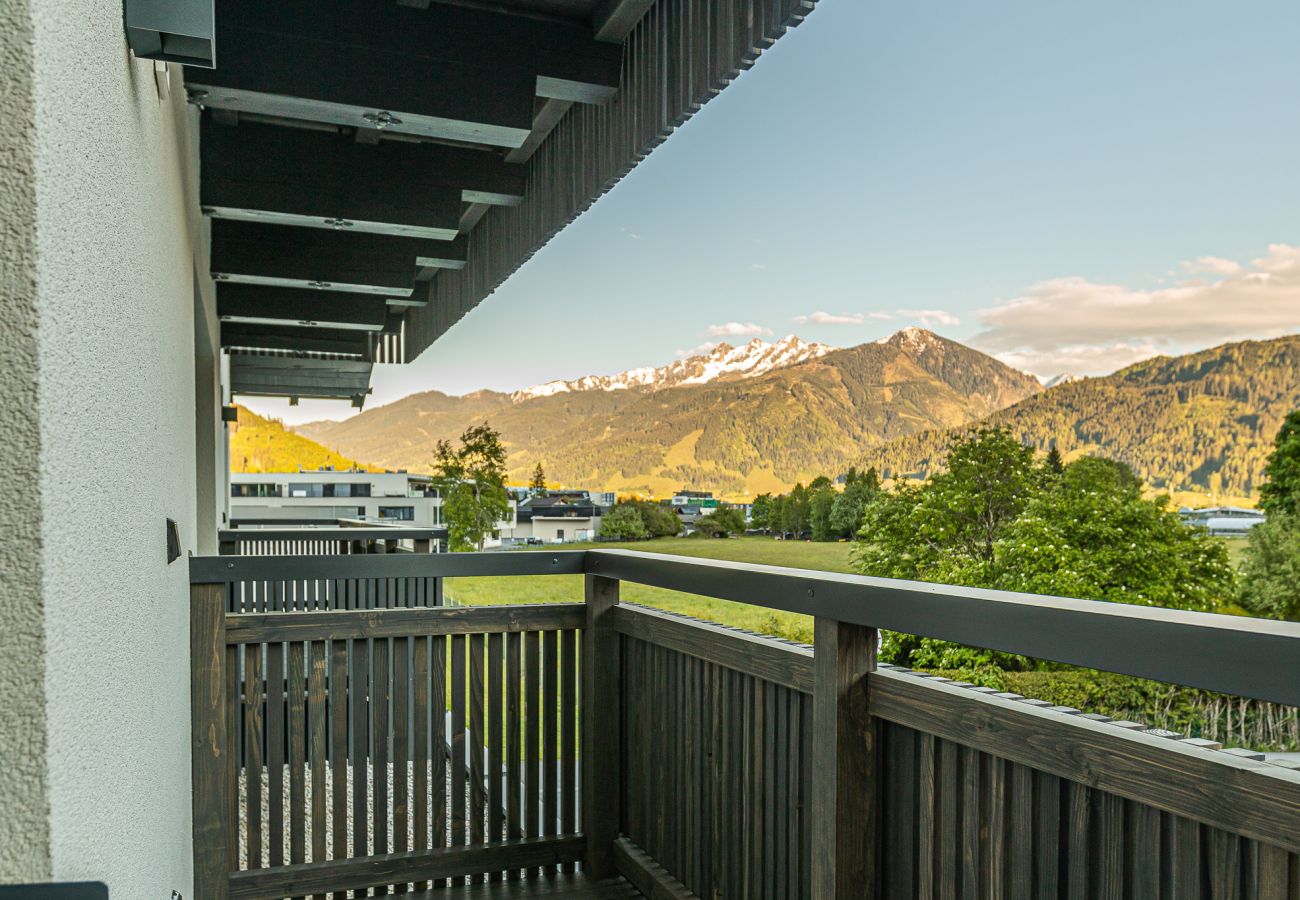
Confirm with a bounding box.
[187,0,818,404]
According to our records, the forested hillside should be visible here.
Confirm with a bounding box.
[297,329,1041,498]
[861,335,1300,504]
[231,406,373,473]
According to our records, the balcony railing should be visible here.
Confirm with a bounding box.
[188,550,1300,900]
[219,526,445,557]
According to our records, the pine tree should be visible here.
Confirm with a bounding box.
[530,462,548,497]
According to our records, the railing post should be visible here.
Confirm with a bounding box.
[811,616,877,900]
[191,582,230,900]
[582,574,621,879]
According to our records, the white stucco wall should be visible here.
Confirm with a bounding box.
[29,1,214,893]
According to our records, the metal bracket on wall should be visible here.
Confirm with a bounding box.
[124,0,215,68]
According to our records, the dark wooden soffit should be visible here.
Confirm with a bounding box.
[404,0,818,360]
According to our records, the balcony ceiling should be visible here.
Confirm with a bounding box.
[188,0,816,407]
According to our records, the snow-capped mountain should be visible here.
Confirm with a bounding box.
[511,335,833,401]
[1042,373,1083,388]
[877,325,940,355]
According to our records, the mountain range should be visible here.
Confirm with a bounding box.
[291,329,1300,504]
[296,329,1042,498]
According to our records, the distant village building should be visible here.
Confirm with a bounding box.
[1179,505,1266,537]
[502,492,607,544]
[671,489,719,511]
[231,469,446,527]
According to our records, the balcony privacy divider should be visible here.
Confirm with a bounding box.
[191,550,1300,900]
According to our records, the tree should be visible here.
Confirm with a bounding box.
[852,432,1238,669]
[781,483,811,536]
[829,474,879,538]
[619,499,680,538]
[749,493,773,532]
[431,423,511,552]
[810,487,836,541]
[1238,515,1300,620]
[1259,409,1300,515]
[711,506,747,536]
[529,462,548,497]
[1044,446,1064,475]
[992,457,1234,612]
[600,503,648,540]
[1240,410,1300,620]
[854,428,1037,584]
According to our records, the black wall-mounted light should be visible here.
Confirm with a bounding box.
[166,518,182,564]
[221,405,239,424]
[124,0,215,68]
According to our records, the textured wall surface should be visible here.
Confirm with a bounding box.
[32,0,205,894]
[0,0,52,880]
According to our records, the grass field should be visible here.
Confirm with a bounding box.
[446,537,854,641]
[448,534,1253,640]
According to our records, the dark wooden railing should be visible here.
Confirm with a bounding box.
[191,550,1300,900]
[219,527,444,558]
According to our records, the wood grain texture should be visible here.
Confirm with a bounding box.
[869,670,1300,853]
[227,835,586,899]
[583,575,621,879]
[192,583,231,900]
[811,618,877,900]
[226,604,584,643]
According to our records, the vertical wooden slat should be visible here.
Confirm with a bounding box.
[245,641,265,871]
[329,639,347,900]
[960,744,980,900]
[191,583,230,900]
[560,628,576,870]
[583,574,621,878]
[432,634,448,887]
[489,631,505,879]
[306,642,325,869]
[543,628,559,867]
[506,631,523,880]
[267,641,286,869]
[525,629,541,872]
[917,733,936,899]
[1035,772,1061,900]
[412,636,430,890]
[226,643,241,873]
[1063,782,1089,900]
[811,617,877,900]
[392,636,410,893]
[1009,763,1033,900]
[451,633,467,880]
[469,632,487,880]
[288,641,306,870]
[350,638,369,865]
[937,739,958,899]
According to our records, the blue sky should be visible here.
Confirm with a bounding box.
[249,0,1300,424]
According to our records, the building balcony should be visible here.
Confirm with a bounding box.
[187,548,1300,899]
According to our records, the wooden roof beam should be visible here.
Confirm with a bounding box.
[201,120,503,239]
[186,1,621,148]
[210,220,431,296]
[217,284,391,332]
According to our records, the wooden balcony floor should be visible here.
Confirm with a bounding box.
[406,874,643,899]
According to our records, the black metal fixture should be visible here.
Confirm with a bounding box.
[124,0,215,68]
[166,518,182,564]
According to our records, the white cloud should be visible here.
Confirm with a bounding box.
[791,311,867,326]
[897,308,961,327]
[676,341,718,358]
[1184,255,1242,276]
[971,243,1300,376]
[867,311,894,320]
[751,263,768,270]
[706,321,772,338]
